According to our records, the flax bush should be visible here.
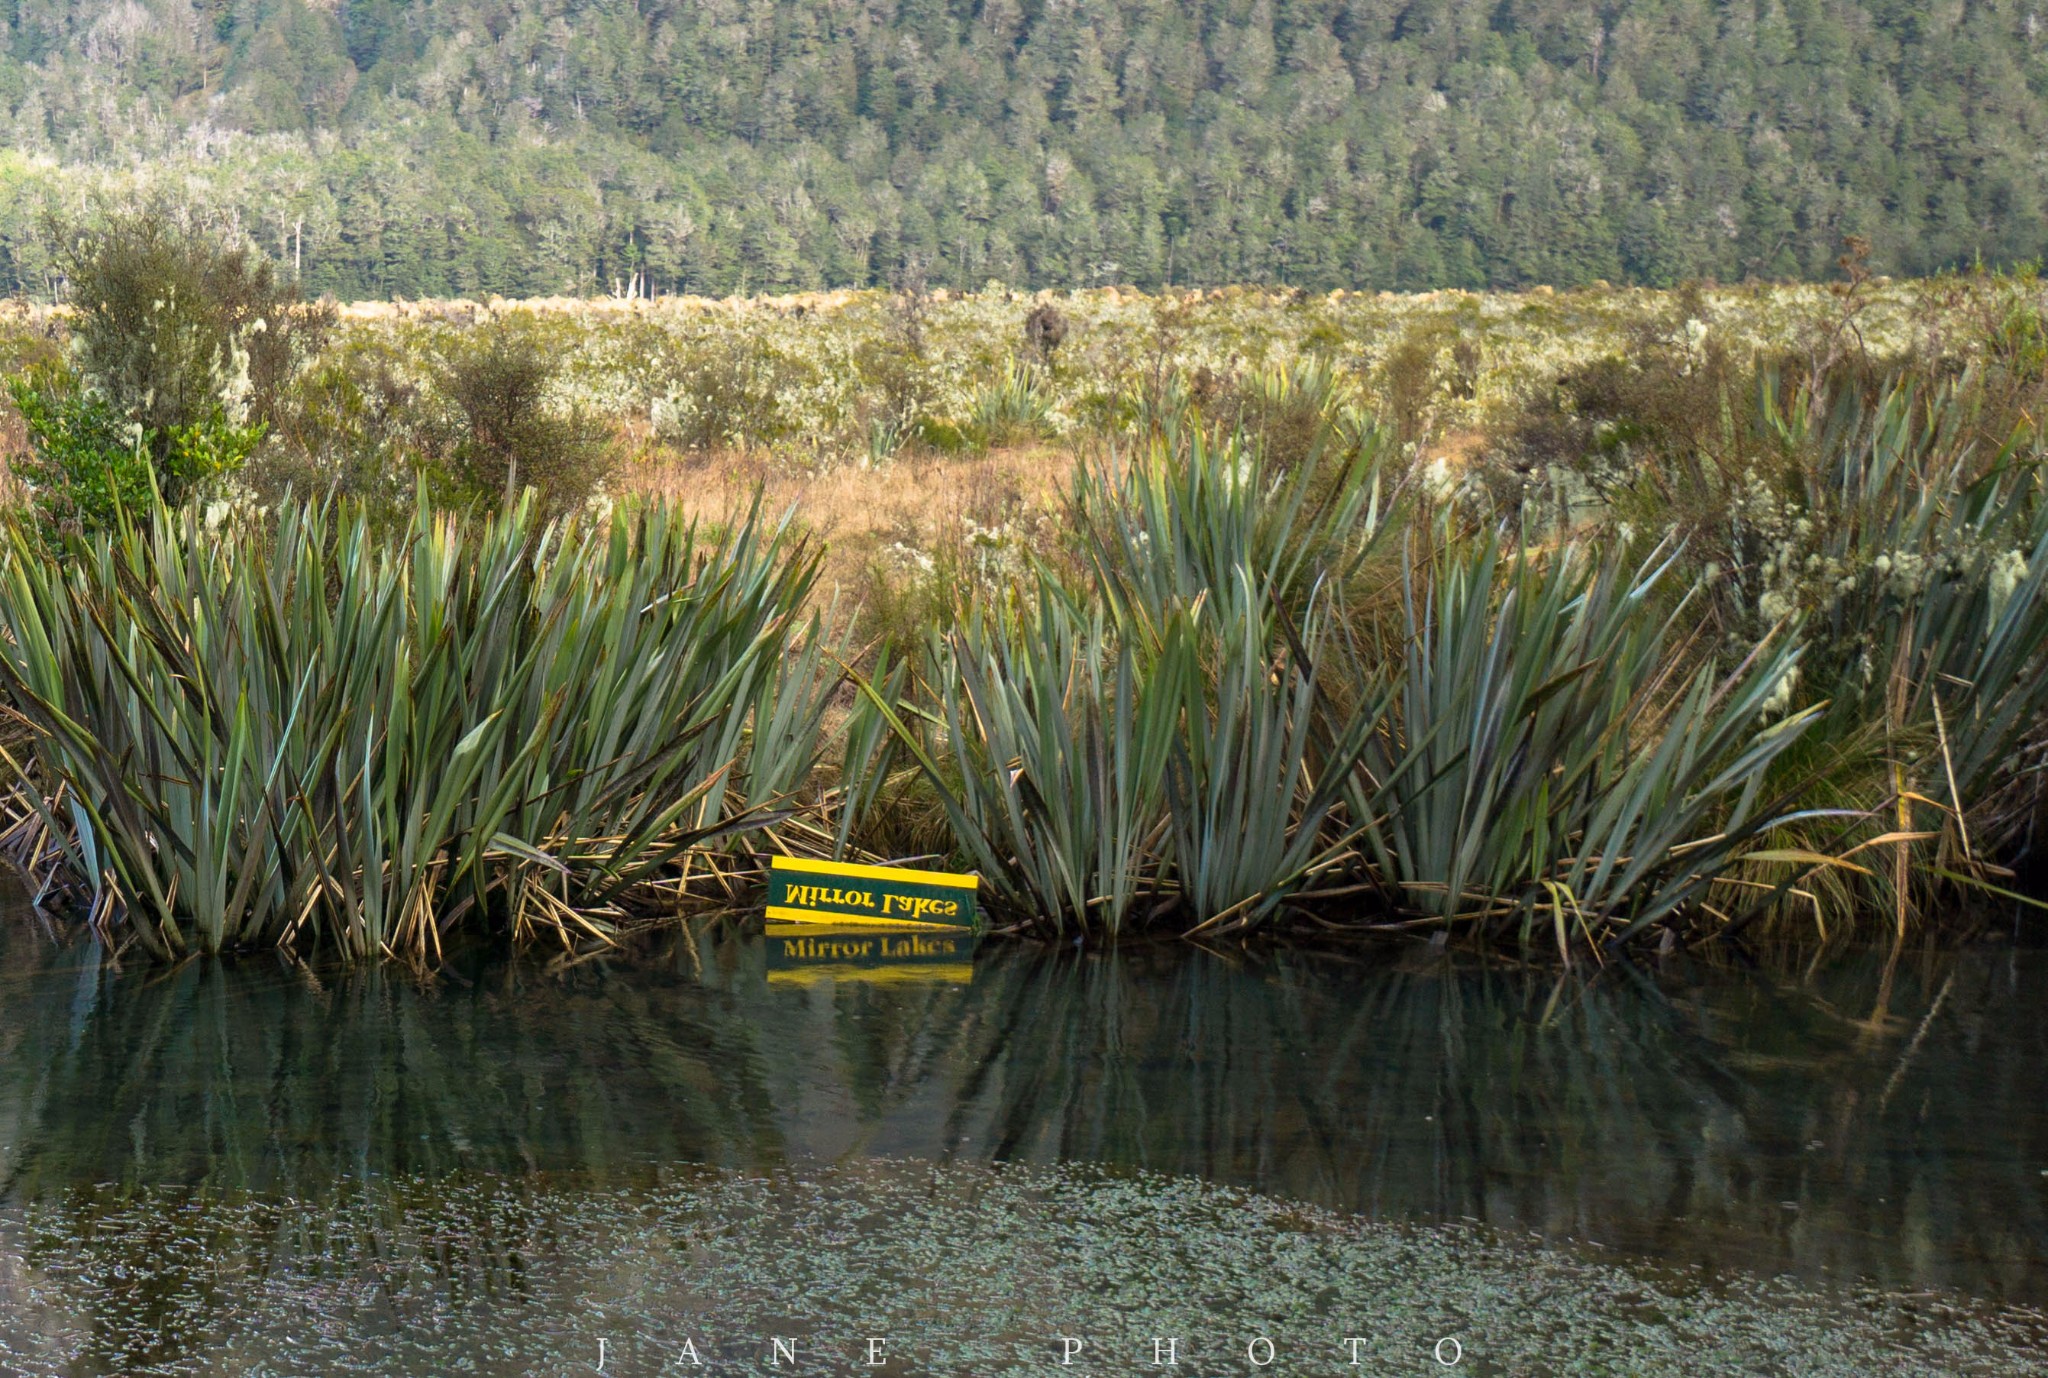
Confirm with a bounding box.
[0,494,828,960]
[5,274,2047,962]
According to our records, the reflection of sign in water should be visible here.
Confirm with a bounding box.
[764,924,977,984]
[766,855,977,929]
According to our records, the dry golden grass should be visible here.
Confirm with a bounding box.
[629,441,1081,601]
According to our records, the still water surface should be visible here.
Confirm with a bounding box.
[0,907,2043,1374]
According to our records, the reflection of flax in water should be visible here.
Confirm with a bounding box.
[0,922,2041,1304]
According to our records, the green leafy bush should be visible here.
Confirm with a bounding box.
[6,208,327,529]
[7,366,261,533]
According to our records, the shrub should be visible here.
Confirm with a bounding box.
[56,204,329,471]
[651,341,803,452]
[438,320,617,513]
[1024,303,1069,364]
[6,207,328,529]
[7,364,261,533]
[254,336,427,519]
[1372,318,1478,455]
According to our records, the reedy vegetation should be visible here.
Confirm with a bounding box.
[0,495,825,960]
[0,276,2043,961]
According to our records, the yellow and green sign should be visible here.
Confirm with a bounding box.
[765,855,977,930]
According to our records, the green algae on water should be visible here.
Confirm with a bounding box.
[2,1161,2042,1377]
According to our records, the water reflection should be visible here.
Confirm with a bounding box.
[763,922,977,984]
[0,913,2043,1306]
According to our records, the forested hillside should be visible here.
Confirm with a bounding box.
[1,0,2043,297]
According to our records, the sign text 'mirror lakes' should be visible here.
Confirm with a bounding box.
[778,932,963,961]
[779,883,961,922]
[766,855,977,929]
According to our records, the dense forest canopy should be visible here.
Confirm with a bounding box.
[0,0,2043,297]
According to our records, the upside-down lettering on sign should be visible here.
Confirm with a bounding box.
[765,855,977,930]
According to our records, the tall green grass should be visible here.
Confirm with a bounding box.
[857,428,1391,937]
[919,586,1185,933]
[1614,370,2048,931]
[1,363,2041,963]
[0,494,825,960]
[857,366,2048,952]
[1353,536,1814,953]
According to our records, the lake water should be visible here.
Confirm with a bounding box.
[0,905,2044,1375]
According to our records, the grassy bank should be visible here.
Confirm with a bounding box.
[0,266,2043,962]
